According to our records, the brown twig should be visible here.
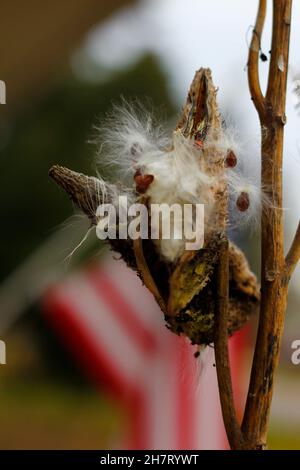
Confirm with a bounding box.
[285,220,300,279]
[214,238,245,450]
[241,0,294,449]
[133,237,167,314]
[248,0,267,118]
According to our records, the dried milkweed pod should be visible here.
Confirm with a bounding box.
[49,68,260,347]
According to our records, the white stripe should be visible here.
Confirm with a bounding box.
[100,254,163,330]
[142,331,179,449]
[196,348,226,449]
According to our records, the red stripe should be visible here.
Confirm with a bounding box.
[87,267,158,355]
[229,324,249,420]
[218,329,248,449]
[126,388,151,450]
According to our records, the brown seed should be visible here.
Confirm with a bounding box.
[225,149,237,168]
[134,173,154,194]
[236,191,250,212]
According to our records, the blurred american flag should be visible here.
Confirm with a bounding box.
[43,252,245,450]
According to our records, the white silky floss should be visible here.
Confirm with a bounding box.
[94,103,265,261]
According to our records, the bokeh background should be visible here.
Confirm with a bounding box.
[0,0,299,449]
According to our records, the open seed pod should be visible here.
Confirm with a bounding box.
[49,68,260,347]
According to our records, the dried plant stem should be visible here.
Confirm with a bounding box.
[133,237,167,314]
[214,238,245,450]
[241,0,295,449]
[285,220,300,279]
[247,0,267,116]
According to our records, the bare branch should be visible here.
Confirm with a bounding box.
[266,0,292,109]
[248,0,267,119]
[214,239,245,450]
[133,238,167,314]
[285,220,300,279]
